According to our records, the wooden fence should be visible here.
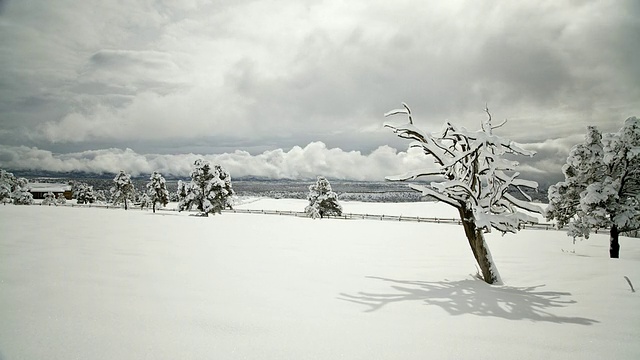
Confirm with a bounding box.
[50,202,557,231]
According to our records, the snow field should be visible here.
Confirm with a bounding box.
[1,201,639,360]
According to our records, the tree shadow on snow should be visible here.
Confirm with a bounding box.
[339,277,598,325]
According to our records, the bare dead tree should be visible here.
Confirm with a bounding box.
[384,103,543,284]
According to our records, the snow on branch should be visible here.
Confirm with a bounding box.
[409,184,461,209]
[385,167,445,181]
[385,103,542,234]
[481,106,508,134]
[503,193,544,214]
[384,102,413,124]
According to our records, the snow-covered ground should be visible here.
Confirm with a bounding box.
[1,200,638,360]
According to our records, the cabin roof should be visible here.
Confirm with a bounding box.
[27,183,72,193]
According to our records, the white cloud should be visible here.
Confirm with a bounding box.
[0,137,575,186]
[0,142,432,181]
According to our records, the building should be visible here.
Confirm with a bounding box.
[28,183,73,200]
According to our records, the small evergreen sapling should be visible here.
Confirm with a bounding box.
[95,190,107,204]
[42,192,56,206]
[305,176,342,219]
[55,193,67,205]
[139,193,151,210]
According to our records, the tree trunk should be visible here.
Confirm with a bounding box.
[459,207,501,284]
[610,225,620,258]
[152,202,156,213]
[124,198,128,210]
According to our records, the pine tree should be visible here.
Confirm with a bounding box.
[111,171,135,210]
[385,104,543,284]
[12,178,34,205]
[75,183,96,205]
[547,117,640,258]
[146,171,169,213]
[0,169,17,204]
[305,176,342,219]
[177,159,234,216]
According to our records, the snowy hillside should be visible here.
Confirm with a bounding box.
[1,200,638,360]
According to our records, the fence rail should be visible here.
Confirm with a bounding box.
[225,208,556,230]
[43,202,556,231]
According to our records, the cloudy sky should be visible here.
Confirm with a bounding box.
[0,0,638,185]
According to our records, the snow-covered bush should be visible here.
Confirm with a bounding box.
[146,171,169,213]
[305,176,342,219]
[111,171,135,210]
[385,104,542,284]
[547,117,639,258]
[42,192,56,206]
[55,193,67,205]
[177,159,234,216]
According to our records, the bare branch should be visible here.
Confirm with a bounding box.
[385,103,413,125]
[384,109,409,117]
[483,105,492,133]
[402,102,413,125]
[492,119,508,130]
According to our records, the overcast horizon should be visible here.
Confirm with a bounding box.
[1,1,638,185]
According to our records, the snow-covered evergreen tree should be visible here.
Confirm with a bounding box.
[70,181,82,200]
[75,183,96,204]
[111,170,135,210]
[42,192,56,206]
[177,159,234,216]
[55,193,67,205]
[546,117,640,258]
[146,171,169,213]
[385,104,543,284]
[139,193,151,210]
[12,178,34,205]
[0,169,17,204]
[176,179,188,203]
[305,176,342,219]
[94,189,107,204]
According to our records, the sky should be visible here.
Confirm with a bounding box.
[0,0,638,185]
